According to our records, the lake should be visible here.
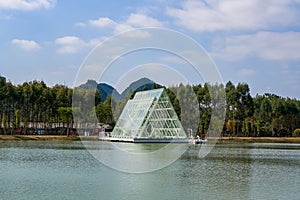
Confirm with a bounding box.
[0,140,299,200]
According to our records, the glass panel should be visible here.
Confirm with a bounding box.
[111,88,186,139]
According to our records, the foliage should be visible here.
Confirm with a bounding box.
[293,128,300,137]
[0,74,299,136]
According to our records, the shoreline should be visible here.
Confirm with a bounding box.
[215,136,300,143]
[0,135,98,141]
[1,135,300,143]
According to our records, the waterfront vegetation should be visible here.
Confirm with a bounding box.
[0,75,299,137]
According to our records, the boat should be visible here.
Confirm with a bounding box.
[99,134,207,144]
[188,129,207,144]
[192,138,208,144]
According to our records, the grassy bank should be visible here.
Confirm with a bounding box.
[216,136,300,143]
[0,135,99,141]
[1,135,300,143]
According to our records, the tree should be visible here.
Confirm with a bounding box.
[95,95,114,125]
[256,120,261,137]
[0,75,300,137]
[58,107,73,136]
[15,109,21,129]
[226,120,233,135]
[236,83,254,120]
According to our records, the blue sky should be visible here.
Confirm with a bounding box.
[0,0,300,99]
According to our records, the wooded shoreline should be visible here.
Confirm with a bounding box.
[1,135,300,143]
[1,76,300,138]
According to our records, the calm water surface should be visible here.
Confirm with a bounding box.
[0,140,299,200]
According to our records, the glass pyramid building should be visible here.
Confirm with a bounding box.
[111,88,187,140]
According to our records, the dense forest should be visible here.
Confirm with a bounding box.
[0,75,299,137]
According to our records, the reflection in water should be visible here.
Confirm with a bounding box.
[178,145,252,199]
[0,141,299,200]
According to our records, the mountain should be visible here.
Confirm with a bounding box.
[97,83,115,102]
[78,80,115,102]
[118,77,158,100]
[78,78,161,102]
[78,79,98,90]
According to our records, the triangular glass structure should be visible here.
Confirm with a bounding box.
[111,88,187,139]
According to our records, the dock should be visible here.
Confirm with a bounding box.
[99,136,207,144]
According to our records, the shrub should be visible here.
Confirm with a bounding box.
[278,128,290,137]
[293,128,300,137]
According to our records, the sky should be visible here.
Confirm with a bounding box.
[0,0,300,98]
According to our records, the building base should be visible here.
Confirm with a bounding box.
[99,137,207,144]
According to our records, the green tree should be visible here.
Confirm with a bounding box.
[226,120,233,135]
[236,83,254,120]
[15,109,21,129]
[95,95,114,125]
[58,107,73,136]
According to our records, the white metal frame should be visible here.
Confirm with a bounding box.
[111,88,186,139]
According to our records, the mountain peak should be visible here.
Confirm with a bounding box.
[78,78,161,102]
[78,79,98,90]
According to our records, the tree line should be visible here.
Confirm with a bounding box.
[222,82,300,137]
[0,75,299,137]
[0,76,73,134]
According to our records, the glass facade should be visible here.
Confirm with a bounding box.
[111,88,186,139]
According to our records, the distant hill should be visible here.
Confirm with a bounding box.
[78,80,114,102]
[117,77,159,100]
[97,83,115,102]
[78,79,98,90]
[78,78,161,102]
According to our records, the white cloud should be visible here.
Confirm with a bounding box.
[114,23,134,33]
[214,31,300,61]
[119,29,151,38]
[0,0,56,11]
[77,13,163,36]
[11,39,40,50]
[167,0,300,32]
[77,17,133,34]
[89,17,117,28]
[126,13,163,27]
[88,37,107,46]
[112,13,164,36]
[56,46,79,54]
[55,36,87,54]
[55,36,84,45]
[55,36,106,54]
